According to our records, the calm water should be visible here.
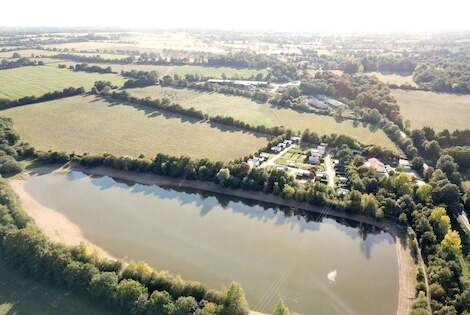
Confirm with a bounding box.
[24,172,398,315]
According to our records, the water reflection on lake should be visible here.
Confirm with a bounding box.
[24,171,398,315]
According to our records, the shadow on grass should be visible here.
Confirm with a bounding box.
[0,260,118,315]
[96,96,272,140]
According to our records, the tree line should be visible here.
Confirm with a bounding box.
[0,57,43,70]
[0,87,84,110]
[70,63,113,74]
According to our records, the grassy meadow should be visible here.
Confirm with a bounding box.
[366,72,417,87]
[0,66,125,99]
[0,95,269,161]
[52,61,267,78]
[128,86,399,152]
[0,260,114,315]
[392,89,470,131]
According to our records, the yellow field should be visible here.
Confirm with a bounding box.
[392,89,470,131]
[0,95,269,161]
[128,86,399,152]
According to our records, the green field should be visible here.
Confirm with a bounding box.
[53,61,267,78]
[0,66,125,99]
[1,95,269,161]
[127,86,399,152]
[0,259,114,315]
[0,49,57,58]
[392,89,470,131]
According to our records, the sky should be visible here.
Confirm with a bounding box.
[1,0,470,33]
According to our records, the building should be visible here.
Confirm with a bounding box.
[271,146,282,153]
[364,158,388,178]
[296,169,312,179]
[307,96,330,110]
[308,155,320,164]
[317,95,348,109]
[260,152,270,159]
[338,176,348,184]
[207,79,268,89]
[248,159,260,167]
[399,159,412,171]
[290,137,301,144]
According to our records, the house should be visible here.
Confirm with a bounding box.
[308,155,320,164]
[291,137,301,144]
[317,145,326,155]
[364,158,388,178]
[260,152,270,159]
[337,188,350,196]
[248,159,260,167]
[271,146,282,153]
[278,142,286,149]
[338,176,348,184]
[296,169,312,179]
[284,139,293,146]
[399,159,412,171]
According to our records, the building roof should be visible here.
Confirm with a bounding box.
[365,158,386,173]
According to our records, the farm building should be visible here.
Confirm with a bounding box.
[307,96,329,110]
[317,95,348,109]
[207,79,269,89]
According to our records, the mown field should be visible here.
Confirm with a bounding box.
[1,95,269,161]
[366,72,417,87]
[0,66,125,99]
[128,86,399,152]
[392,89,470,131]
[0,260,114,315]
[53,61,267,78]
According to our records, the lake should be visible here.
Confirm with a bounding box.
[22,171,399,315]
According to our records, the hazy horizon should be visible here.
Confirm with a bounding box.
[1,0,470,34]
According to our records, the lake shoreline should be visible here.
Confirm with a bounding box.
[11,163,416,315]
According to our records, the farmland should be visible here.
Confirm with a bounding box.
[0,49,130,60]
[128,86,400,152]
[0,260,113,315]
[54,61,267,78]
[366,72,417,87]
[0,95,269,161]
[392,89,470,131]
[0,66,125,99]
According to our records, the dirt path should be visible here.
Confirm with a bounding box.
[324,154,336,188]
[395,239,417,315]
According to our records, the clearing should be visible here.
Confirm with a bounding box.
[0,66,125,100]
[366,72,417,87]
[127,86,399,152]
[0,95,269,161]
[392,89,470,131]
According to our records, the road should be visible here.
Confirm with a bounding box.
[260,145,291,169]
[324,154,336,188]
